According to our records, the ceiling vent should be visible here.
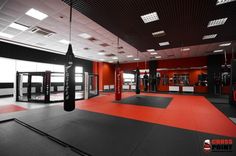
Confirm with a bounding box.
[100,43,110,47]
[105,53,116,57]
[88,37,98,42]
[118,51,125,54]
[29,26,56,37]
[118,46,123,49]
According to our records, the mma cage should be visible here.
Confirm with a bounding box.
[16,71,99,103]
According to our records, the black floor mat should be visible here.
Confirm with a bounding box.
[116,95,172,108]
[0,106,235,156]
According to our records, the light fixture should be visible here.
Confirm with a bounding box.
[152,30,165,37]
[147,49,155,52]
[134,58,140,61]
[98,52,105,55]
[202,34,217,40]
[25,8,48,20]
[9,22,29,31]
[159,41,170,46]
[213,49,224,53]
[181,48,190,51]
[108,61,114,63]
[219,42,231,47]
[0,32,14,38]
[59,39,70,44]
[150,52,158,55]
[78,33,91,39]
[112,57,118,60]
[99,59,105,61]
[216,0,235,5]
[207,18,228,27]
[155,56,162,59]
[126,55,133,58]
[141,12,159,24]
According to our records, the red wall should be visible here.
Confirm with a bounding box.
[120,62,149,71]
[158,56,207,68]
[93,62,115,91]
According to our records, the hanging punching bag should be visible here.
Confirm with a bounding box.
[115,61,122,100]
[64,44,75,111]
[136,68,140,94]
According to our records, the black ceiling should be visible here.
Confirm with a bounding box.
[63,0,236,52]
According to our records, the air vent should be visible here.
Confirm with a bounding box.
[118,46,123,49]
[88,37,98,42]
[118,51,125,54]
[100,43,110,47]
[105,54,116,57]
[30,26,55,37]
[84,47,90,50]
[99,50,105,52]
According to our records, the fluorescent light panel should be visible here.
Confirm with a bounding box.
[150,52,158,55]
[108,61,114,63]
[25,8,48,20]
[202,34,217,40]
[147,49,155,52]
[141,12,159,23]
[59,39,70,44]
[0,32,14,38]
[207,18,227,27]
[9,22,28,31]
[98,52,105,55]
[216,0,236,5]
[99,59,105,61]
[213,49,224,53]
[78,33,91,39]
[181,48,190,51]
[159,41,170,46]
[219,42,231,47]
[152,30,165,37]
[134,58,140,61]
[155,56,162,59]
[127,55,133,58]
[112,57,118,60]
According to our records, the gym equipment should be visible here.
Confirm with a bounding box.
[64,0,75,111]
[115,62,122,100]
[16,71,99,103]
[135,68,140,94]
[213,72,221,95]
[143,71,149,92]
[230,59,236,105]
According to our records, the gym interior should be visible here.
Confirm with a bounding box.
[0,0,236,156]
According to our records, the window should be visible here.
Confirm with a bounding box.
[75,66,83,83]
[123,73,135,83]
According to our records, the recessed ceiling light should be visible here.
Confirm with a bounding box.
[25,8,48,20]
[216,0,235,5]
[127,55,133,58]
[78,33,91,39]
[0,32,14,38]
[202,34,217,40]
[134,58,140,61]
[108,61,114,63]
[207,18,228,27]
[150,52,158,55]
[155,56,162,59]
[98,52,105,55]
[141,12,159,24]
[99,59,105,61]
[147,49,155,52]
[112,57,118,60]
[213,49,224,53]
[219,42,231,47]
[181,48,190,51]
[152,30,165,37]
[9,22,29,31]
[159,41,170,46]
[59,39,70,44]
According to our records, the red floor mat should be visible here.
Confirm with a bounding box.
[0,105,26,114]
[76,92,236,138]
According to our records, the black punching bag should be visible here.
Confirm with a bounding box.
[136,68,140,94]
[64,44,75,111]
